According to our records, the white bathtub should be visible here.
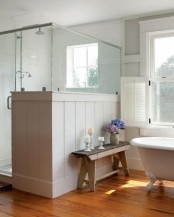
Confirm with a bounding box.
[130,137,174,191]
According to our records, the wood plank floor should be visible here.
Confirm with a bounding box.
[0,170,174,217]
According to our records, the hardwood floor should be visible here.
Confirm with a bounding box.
[0,170,174,217]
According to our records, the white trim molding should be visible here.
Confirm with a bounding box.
[139,16,174,33]
[139,16,174,77]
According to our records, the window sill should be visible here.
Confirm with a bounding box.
[140,126,174,137]
[66,87,99,89]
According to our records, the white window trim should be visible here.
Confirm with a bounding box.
[122,16,174,130]
[138,16,174,134]
[139,16,174,77]
[66,43,98,89]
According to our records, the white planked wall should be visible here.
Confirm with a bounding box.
[12,91,120,198]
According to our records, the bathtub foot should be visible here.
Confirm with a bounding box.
[145,170,158,192]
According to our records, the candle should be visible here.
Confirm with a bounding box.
[98,137,104,142]
[84,135,91,143]
[88,128,94,135]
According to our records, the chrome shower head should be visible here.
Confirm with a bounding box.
[35,27,45,35]
[27,72,32,77]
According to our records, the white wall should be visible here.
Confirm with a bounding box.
[71,19,122,47]
[17,27,52,91]
[12,92,120,198]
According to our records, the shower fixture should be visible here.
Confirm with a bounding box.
[16,35,23,39]
[16,71,32,78]
[35,27,45,35]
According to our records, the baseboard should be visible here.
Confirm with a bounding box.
[13,173,78,198]
[13,173,52,198]
[127,157,144,171]
[52,175,77,198]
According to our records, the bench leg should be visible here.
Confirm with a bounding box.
[113,154,119,170]
[118,151,129,176]
[88,160,96,191]
[77,156,89,189]
[77,156,96,191]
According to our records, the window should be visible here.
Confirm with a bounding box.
[150,33,174,126]
[122,17,174,128]
[66,43,98,88]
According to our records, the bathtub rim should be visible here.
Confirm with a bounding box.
[130,137,174,151]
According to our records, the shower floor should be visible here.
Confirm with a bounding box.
[0,164,12,176]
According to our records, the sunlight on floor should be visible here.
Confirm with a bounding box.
[105,180,147,195]
[121,180,147,188]
[105,189,116,195]
[105,179,174,194]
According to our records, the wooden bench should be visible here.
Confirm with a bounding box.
[72,142,130,191]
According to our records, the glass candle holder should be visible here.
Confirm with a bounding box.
[84,142,91,152]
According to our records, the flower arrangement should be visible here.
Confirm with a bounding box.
[105,119,125,134]
[111,119,125,129]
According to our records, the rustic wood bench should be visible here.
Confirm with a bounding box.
[72,142,130,191]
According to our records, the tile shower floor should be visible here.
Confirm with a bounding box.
[0,164,12,176]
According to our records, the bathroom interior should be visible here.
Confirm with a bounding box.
[0,22,120,177]
[1,0,174,216]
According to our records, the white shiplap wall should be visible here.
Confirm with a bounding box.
[12,91,120,198]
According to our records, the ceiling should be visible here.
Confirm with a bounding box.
[1,0,174,26]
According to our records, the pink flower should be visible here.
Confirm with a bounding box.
[105,123,119,134]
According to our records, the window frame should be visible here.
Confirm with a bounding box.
[66,43,98,89]
[122,17,174,129]
[149,31,174,126]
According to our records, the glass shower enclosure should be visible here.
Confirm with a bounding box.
[0,22,121,176]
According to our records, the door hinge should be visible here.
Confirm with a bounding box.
[149,80,151,86]
[149,118,151,124]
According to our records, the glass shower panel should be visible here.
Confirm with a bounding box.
[20,26,53,91]
[52,26,121,94]
[98,42,121,94]
[0,32,15,171]
[52,27,99,92]
[15,31,22,91]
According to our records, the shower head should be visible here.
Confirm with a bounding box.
[27,72,32,77]
[16,35,23,39]
[35,27,45,35]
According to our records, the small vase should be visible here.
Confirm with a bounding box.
[110,133,119,145]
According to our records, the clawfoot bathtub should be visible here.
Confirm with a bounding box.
[130,137,174,191]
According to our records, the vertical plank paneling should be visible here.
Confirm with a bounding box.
[13,101,27,175]
[39,101,52,181]
[64,102,77,177]
[12,92,119,198]
[25,101,40,178]
[94,101,105,175]
[52,102,65,181]
[103,101,117,143]
[94,101,104,146]
[75,102,86,150]
[85,101,95,144]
